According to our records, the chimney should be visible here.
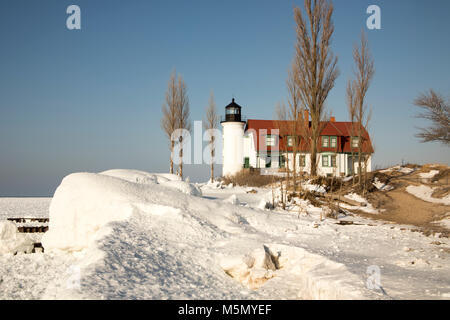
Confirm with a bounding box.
[304,109,309,125]
[330,116,335,122]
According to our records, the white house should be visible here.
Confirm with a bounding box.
[221,99,374,177]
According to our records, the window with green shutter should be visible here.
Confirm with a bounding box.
[330,136,337,148]
[322,136,329,147]
[322,155,329,167]
[331,155,336,167]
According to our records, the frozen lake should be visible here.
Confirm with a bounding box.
[0,198,51,220]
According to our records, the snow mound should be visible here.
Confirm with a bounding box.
[220,244,365,299]
[42,173,150,252]
[225,194,240,205]
[373,178,394,191]
[302,182,326,193]
[0,221,34,255]
[101,169,200,196]
[161,180,202,196]
[345,193,367,204]
[220,245,278,290]
[406,185,450,205]
[342,193,382,214]
[100,169,180,184]
[419,170,439,179]
[202,180,223,189]
[380,166,415,174]
[42,171,204,253]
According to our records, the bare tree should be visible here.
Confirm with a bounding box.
[161,70,178,174]
[346,80,357,184]
[414,90,450,146]
[275,102,290,197]
[351,31,374,185]
[286,62,301,189]
[204,91,219,182]
[175,74,191,179]
[292,0,339,177]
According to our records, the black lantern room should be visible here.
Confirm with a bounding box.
[222,98,245,123]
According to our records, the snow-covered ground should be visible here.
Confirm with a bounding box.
[0,170,449,300]
[406,185,450,205]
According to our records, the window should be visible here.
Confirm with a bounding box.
[226,107,239,115]
[351,137,359,148]
[322,136,329,147]
[279,155,286,168]
[300,155,306,167]
[266,135,277,147]
[322,155,329,167]
[265,156,271,168]
[330,136,337,148]
[287,136,295,147]
[331,155,336,167]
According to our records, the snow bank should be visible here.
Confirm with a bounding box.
[345,193,367,204]
[0,221,34,255]
[225,194,240,205]
[342,193,381,214]
[101,169,201,196]
[373,178,394,191]
[302,181,326,193]
[162,180,202,196]
[42,173,145,252]
[419,170,439,179]
[380,166,414,174]
[220,244,366,299]
[101,169,181,184]
[406,185,450,205]
[42,170,199,252]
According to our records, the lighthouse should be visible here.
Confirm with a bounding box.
[221,98,246,177]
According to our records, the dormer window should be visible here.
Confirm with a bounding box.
[351,137,359,148]
[322,136,329,147]
[287,136,297,147]
[330,136,337,148]
[266,135,277,147]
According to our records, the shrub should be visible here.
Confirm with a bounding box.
[222,169,282,187]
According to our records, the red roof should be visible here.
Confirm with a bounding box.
[245,119,374,153]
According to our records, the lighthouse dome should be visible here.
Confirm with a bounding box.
[223,98,244,122]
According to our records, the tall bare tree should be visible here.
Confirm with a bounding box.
[275,102,290,190]
[414,90,450,146]
[204,91,219,182]
[286,64,300,189]
[292,0,340,176]
[175,74,191,179]
[351,31,374,184]
[161,70,178,174]
[346,80,357,183]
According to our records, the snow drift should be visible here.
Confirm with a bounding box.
[101,169,201,196]
[0,221,34,255]
[40,169,375,299]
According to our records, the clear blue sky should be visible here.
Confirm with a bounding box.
[0,0,449,196]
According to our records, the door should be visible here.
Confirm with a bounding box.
[244,157,250,168]
[347,156,353,175]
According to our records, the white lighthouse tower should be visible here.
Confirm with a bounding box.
[221,98,246,177]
